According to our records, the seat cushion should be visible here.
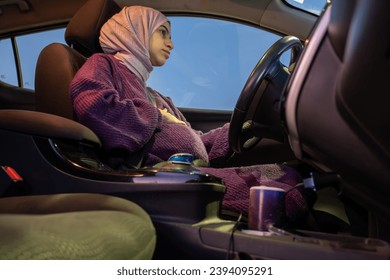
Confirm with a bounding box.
[0,194,156,259]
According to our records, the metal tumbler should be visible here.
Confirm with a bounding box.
[248,186,286,231]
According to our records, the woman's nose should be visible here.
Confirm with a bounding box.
[166,38,174,50]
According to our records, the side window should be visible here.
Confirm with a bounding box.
[148,17,282,111]
[0,28,65,89]
[0,38,18,85]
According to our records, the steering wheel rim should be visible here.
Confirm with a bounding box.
[229,36,303,153]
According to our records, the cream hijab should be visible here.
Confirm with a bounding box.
[99,6,168,82]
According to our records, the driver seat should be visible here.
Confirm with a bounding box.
[34,0,146,168]
[35,0,121,120]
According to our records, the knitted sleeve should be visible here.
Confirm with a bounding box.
[200,122,233,164]
[70,54,162,153]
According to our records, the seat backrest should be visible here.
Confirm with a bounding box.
[35,0,121,119]
[35,43,86,119]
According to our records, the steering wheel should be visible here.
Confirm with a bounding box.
[229,36,303,153]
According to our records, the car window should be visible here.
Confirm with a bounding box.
[1,19,284,111]
[0,38,18,86]
[148,17,283,111]
[0,28,65,89]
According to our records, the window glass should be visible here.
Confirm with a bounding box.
[148,17,282,110]
[283,0,328,15]
[0,38,18,86]
[16,28,65,89]
[3,21,285,111]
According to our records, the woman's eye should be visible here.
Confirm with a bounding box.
[160,29,168,38]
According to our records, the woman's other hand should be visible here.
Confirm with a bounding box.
[159,108,186,125]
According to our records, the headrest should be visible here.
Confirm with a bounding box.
[65,0,121,57]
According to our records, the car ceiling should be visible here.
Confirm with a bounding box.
[0,0,318,39]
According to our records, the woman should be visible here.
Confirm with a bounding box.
[70,6,307,221]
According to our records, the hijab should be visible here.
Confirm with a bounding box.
[99,6,168,82]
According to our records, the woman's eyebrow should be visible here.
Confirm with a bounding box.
[160,25,171,35]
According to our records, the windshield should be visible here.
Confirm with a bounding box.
[283,0,329,15]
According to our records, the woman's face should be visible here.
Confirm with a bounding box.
[149,21,174,66]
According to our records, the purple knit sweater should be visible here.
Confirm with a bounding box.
[70,54,306,219]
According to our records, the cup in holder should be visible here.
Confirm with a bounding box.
[248,186,286,231]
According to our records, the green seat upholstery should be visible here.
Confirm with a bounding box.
[0,193,156,259]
